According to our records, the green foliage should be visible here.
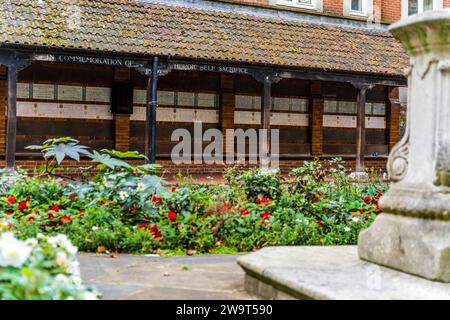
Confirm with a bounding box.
[234,167,282,201]
[1,147,387,256]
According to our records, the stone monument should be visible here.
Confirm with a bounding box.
[358,10,450,283]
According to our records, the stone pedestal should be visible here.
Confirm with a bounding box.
[358,11,450,283]
[237,247,450,299]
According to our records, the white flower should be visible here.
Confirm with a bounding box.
[37,233,45,240]
[47,234,78,255]
[56,251,69,266]
[69,260,81,278]
[352,217,359,223]
[0,232,33,268]
[81,291,98,300]
[119,191,129,200]
[55,274,69,284]
[91,226,99,232]
[25,238,38,248]
[296,218,302,224]
[136,183,146,192]
[344,226,351,232]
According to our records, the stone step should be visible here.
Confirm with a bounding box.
[237,246,450,300]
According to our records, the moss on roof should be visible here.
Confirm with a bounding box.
[0,0,408,77]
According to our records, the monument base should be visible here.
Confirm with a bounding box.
[358,213,450,282]
[237,246,450,299]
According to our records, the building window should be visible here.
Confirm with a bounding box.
[344,0,372,17]
[276,0,323,11]
[402,0,443,18]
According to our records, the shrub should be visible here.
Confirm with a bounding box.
[236,167,282,201]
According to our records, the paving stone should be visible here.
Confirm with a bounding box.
[78,253,255,300]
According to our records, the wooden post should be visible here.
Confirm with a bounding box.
[146,56,158,164]
[356,87,367,172]
[260,76,271,167]
[5,65,18,170]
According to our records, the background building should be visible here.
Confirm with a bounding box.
[1,0,442,174]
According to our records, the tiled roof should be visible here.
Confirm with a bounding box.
[0,0,408,77]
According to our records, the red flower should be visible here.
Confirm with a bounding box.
[317,220,324,227]
[60,214,72,224]
[69,194,77,201]
[154,230,162,239]
[205,211,212,217]
[256,197,271,204]
[150,224,159,234]
[18,201,28,211]
[25,196,31,201]
[151,224,162,238]
[359,209,365,215]
[363,196,372,204]
[5,211,13,216]
[26,215,35,222]
[240,208,251,216]
[48,212,56,219]
[50,205,59,212]
[375,204,383,215]
[260,211,270,221]
[171,187,177,192]
[136,223,149,230]
[129,207,137,214]
[6,196,16,204]
[167,210,177,222]
[313,197,319,203]
[151,196,162,203]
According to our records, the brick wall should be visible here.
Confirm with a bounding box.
[222,0,404,23]
[386,87,401,151]
[219,74,236,156]
[324,0,345,16]
[310,81,324,156]
[379,0,401,22]
[114,115,130,151]
[4,158,388,176]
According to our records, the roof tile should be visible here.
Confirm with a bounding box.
[0,0,408,77]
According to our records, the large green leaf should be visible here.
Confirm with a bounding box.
[43,143,91,164]
[89,151,132,169]
[100,149,148,160]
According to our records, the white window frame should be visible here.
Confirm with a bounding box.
[401,0,443,19]
[343,0,373,18]
[276,0,323,12]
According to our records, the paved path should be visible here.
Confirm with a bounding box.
[78,253,257,300]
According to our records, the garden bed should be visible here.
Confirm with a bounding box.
[0,138,386,256]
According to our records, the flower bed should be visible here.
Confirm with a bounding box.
[0,138,386,255]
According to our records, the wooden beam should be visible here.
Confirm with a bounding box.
[260,75,271,168]
[145,56,158,164]
[356,87,367,172]
[5,65,18,170]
